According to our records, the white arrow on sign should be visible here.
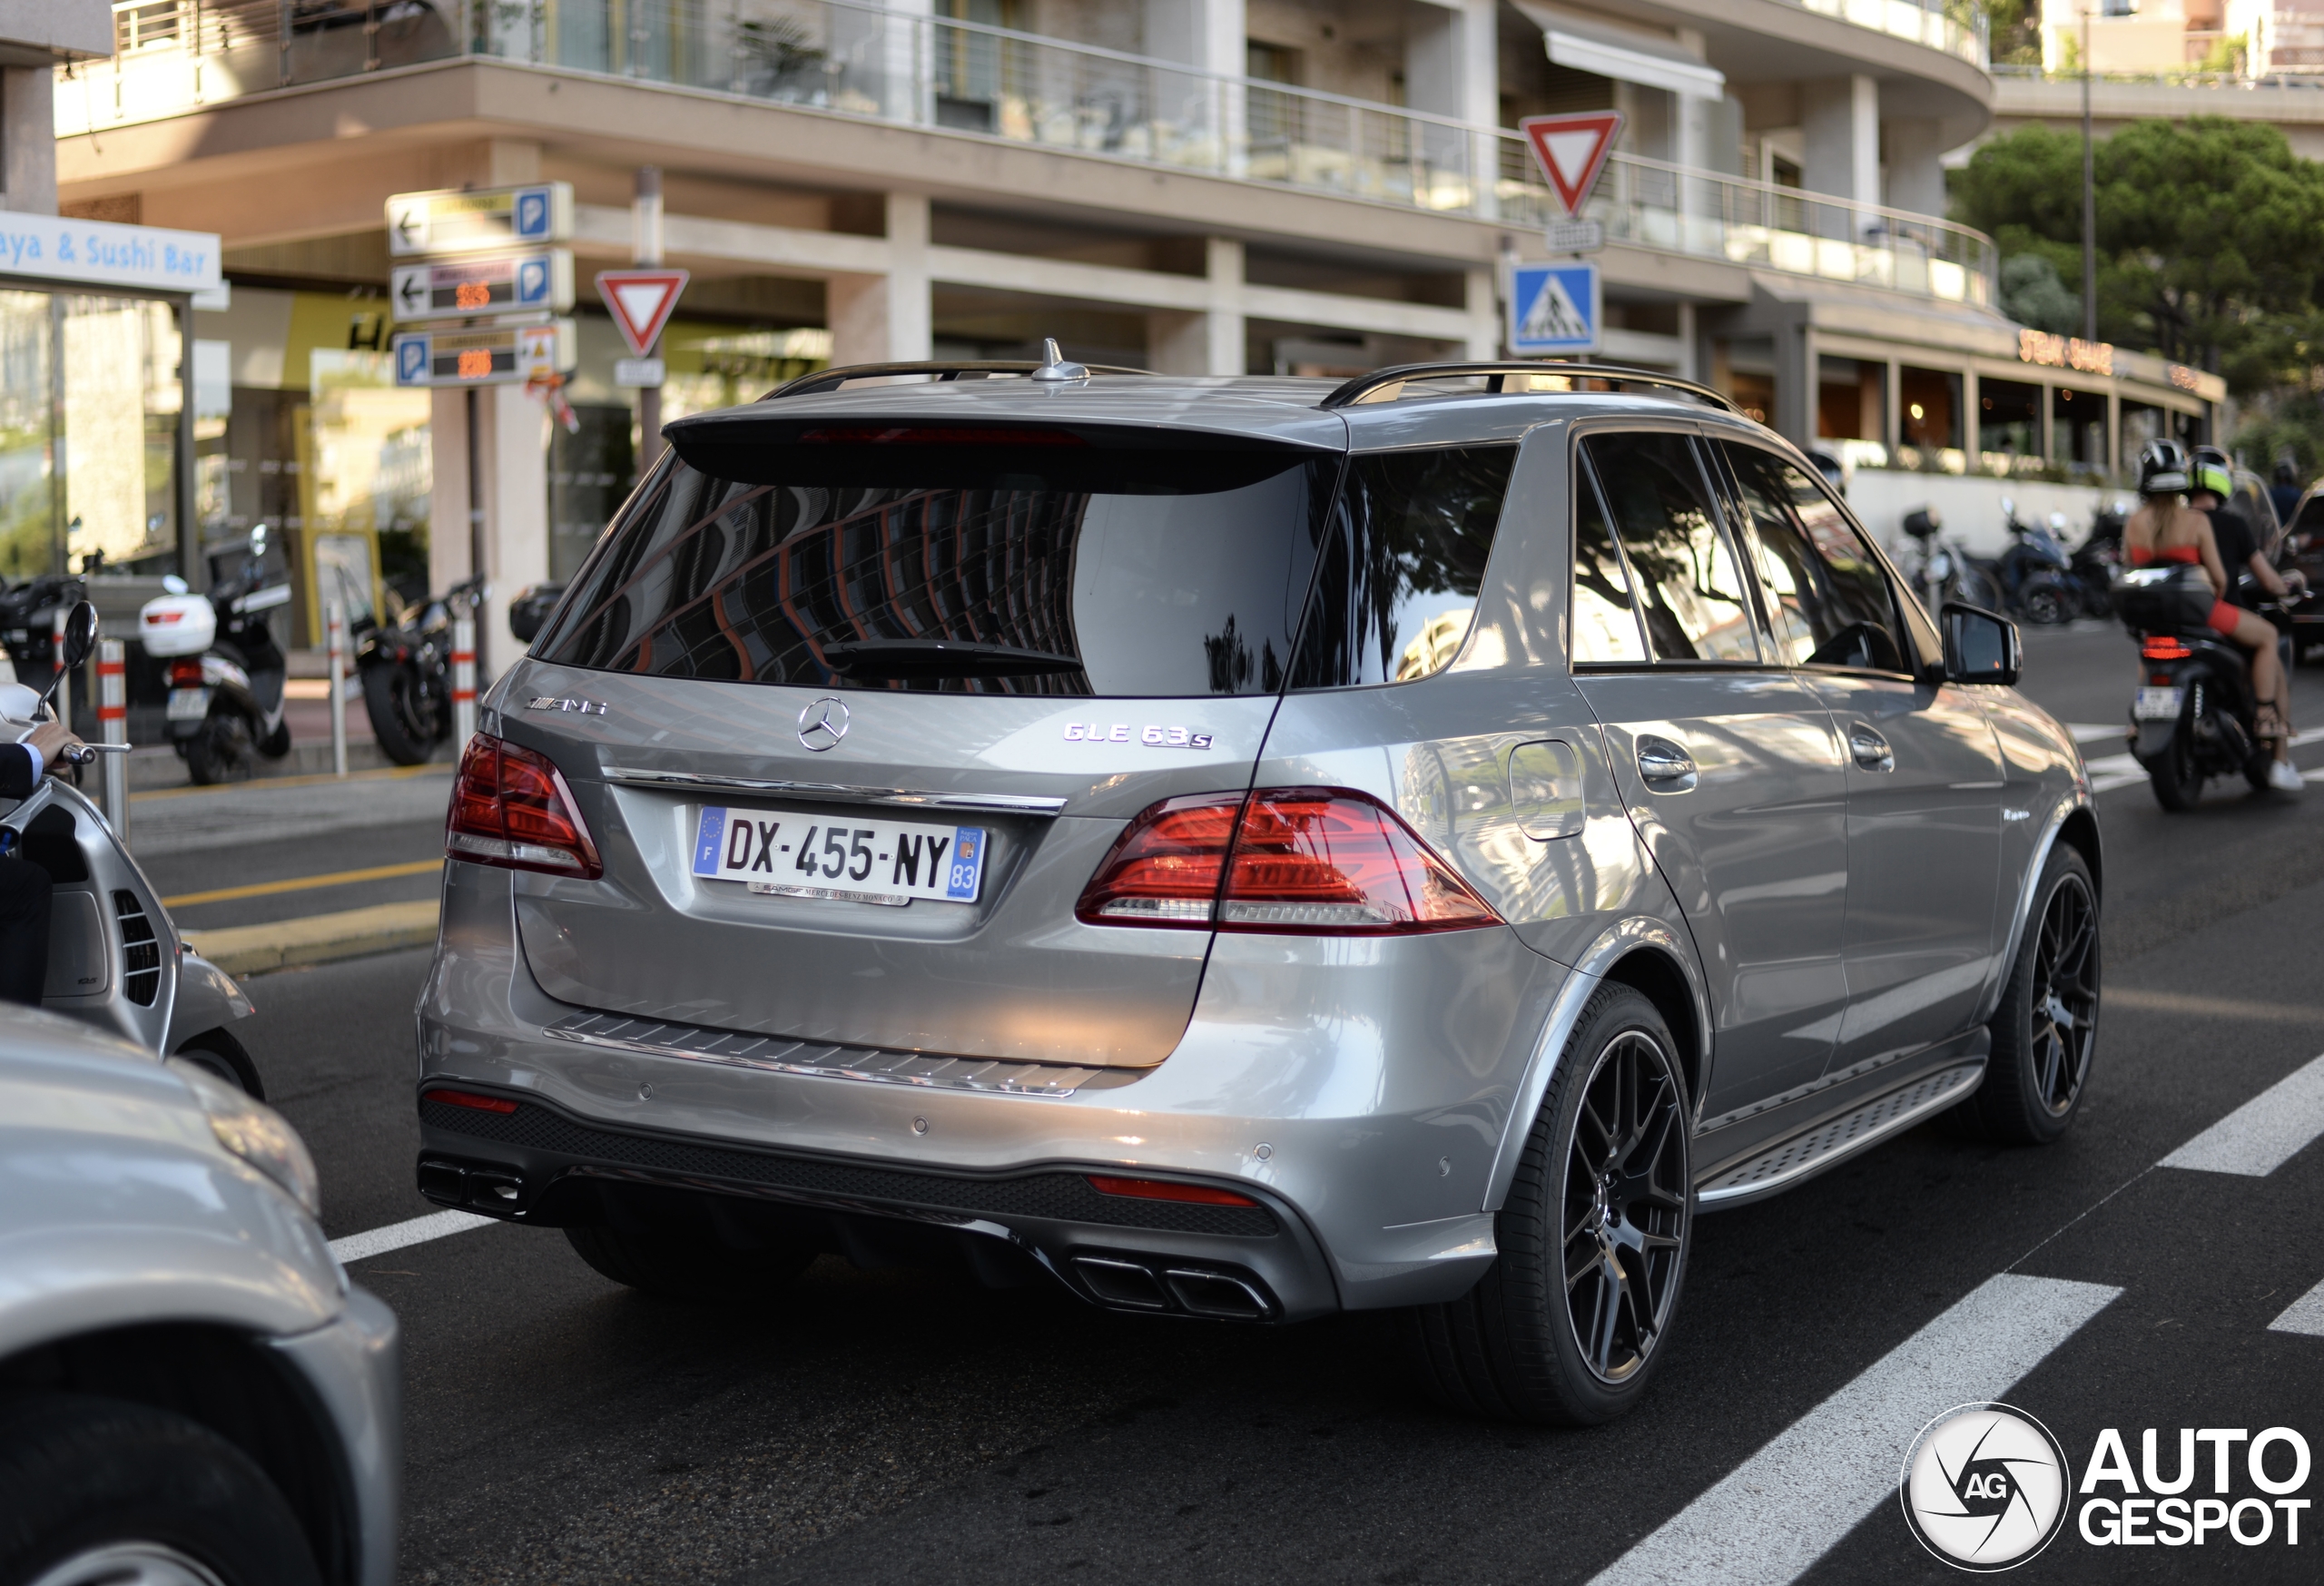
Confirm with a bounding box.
[596,270,690,358]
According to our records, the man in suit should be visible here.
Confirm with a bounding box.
[0,719,86,1006]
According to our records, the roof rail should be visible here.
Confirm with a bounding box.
[766,359,1152,399]
[1317,361,1740,414]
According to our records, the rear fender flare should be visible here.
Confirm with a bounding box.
[1482,917,1709,1214]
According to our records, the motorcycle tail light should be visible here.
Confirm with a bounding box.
[2142,636,2192,660]
[1077,788,1501,936]
[166,660,203,687]
[446,734,603,879]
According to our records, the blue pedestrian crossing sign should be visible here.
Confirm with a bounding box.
[1509,263,1600,355]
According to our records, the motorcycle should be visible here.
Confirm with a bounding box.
[1899,507,2003,615]
[1992,497,2076,626]
[357,572,487,765]
[2065,498,2129,621]
[2116,563,2288,810]
[0,601,261,1089]
[507,581,566,645]
[136,525,295,785]
[0,573,88,694]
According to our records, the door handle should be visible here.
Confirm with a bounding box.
[1848,724,1896,773]
[1635,734,1698,792]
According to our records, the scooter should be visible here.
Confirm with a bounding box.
[0,573,88,690]
[1899,507,2003,615]
[137,525,295,785]
[0,601,261,1089]
[1993,497,2076,626]
[2116,563,2287,810]
[358,572,487,765]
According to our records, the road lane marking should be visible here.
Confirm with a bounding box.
[2270,1277,2324,1337]
[330,1209,494,1264]
[2108,988,2324,1025]
[2083,728,2324,794]
[2158,1051,2324,1177]
[164,857,443,909]
[1586,1275,2120,1586]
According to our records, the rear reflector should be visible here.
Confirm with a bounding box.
[1086,1174,1260,1207]
[2141,636,2191,660]
[424,1088,518,1115]
[446,734,604,879]
[1076,787,1501,935]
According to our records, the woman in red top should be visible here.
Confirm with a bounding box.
[2125,439,2293,772]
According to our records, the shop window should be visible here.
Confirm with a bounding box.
[1979,379,2040,458]
[298,350,429,640]
[1817,356,1884,444]
[2120,400,2162,466]
[2051,385,2105,475]
[1899,367,1962,451]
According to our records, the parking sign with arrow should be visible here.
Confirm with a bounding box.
[389,251,573,321]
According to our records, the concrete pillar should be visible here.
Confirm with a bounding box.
[1676,302,1699,383]
[829,192,931,365]
[1145,0,1246,172]
[428,384,547,676]
[1147,237,1246,375]
[1883,117,1945,218]
[0,67,57,213]
[1801,75,1880,214]
[1465,267,1498,360]
[1405,1,1499,214]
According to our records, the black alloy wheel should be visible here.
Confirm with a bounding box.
[1962,845,2101,1146]
[2023,583,2070,626]
[1400,984,1693,1424]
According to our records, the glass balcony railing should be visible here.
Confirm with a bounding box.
[1795,0,1987,68]
[72,0,1994,309]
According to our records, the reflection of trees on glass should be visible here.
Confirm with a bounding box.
[1204,613,1285,694]
[1572,458,1646,664]
[1582,433,1755,664]
[1291,445,1515,687]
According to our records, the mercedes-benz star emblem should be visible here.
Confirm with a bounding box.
[797,696,851,753]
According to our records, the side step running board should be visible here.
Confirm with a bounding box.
[1694,1061,1984,1211]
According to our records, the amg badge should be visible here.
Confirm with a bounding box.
[527,696,607,715]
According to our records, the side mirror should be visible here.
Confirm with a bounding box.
[1999,495,2015,518]
[1941,602,2020,687]
[60,601,98,673]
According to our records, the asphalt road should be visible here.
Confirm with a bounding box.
[218,639,2324,1585]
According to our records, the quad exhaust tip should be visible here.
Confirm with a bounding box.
[1071,1255,1275,1320]
[418,1157,524,1214]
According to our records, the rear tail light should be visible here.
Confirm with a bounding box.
[1077,787,1500,936]
[2142,636,2191,660]
[167,660,203,687]
[446,734,603,879]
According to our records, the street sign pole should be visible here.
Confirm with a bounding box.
[635,167,665,470]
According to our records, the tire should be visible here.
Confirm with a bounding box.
[260,719,291,759]
[1960,846,2100,1147]
[1401,985,1692,1425]
[2147,725,2204,812]
[182,717,251,786]
[0,1393,320,1586]
[565,1224,814,1305]
[359,665,441,766]
[173,1029,262,1100]
[2023,582,2070,626]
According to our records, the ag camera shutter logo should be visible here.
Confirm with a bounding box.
[1899,1403,2072,1571]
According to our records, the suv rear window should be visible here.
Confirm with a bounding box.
[533,437,1337,697]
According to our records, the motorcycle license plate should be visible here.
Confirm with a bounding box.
[165,687,210,721]
[691,806,985,907]
[2133,685,2184,721]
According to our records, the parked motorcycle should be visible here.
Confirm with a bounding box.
[2116,563,2287,809]
[136,525,295,785]
[1899,507,2003,615]
[358,572,487,765]
[507,581,566,645]
[0,601,261,1089]
[1992,497,2076,626]
[2064,498,2129,621]
[0,573,88,694]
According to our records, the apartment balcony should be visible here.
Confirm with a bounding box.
[1789,0,1986,67]
[73,0,1995,310]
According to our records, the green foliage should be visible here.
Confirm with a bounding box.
[2000,254,2080,335]
[1954,119,2324,391]
[1971,0,2042,67]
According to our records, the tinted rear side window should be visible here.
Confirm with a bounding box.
[1581,431,1758,665]
[1288,444,1518,688]
[533,441,1337,696]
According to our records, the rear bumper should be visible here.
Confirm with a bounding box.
[416,861,1571,1319]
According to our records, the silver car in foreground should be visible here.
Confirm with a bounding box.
[0,1010,398,1585]
[417,357,2099,1423]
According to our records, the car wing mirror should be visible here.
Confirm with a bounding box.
[1940,602,2020,687]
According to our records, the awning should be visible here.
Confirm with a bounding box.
[1511,4,1728,100]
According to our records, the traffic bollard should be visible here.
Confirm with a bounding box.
[50,605,68,732]
[97,638,128,843]
[326,598,348,778]
[451,615,477,751]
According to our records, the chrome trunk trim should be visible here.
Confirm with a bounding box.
[599,766,1069,815]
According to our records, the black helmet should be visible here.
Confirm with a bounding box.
[2138,438,2190,495]
[2277,456,2299,486]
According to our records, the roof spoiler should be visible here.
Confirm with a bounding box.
[1318,361,1740,414]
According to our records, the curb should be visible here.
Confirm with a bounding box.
[183,900,440,977]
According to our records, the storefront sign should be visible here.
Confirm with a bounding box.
[390,250,574,321]
[391,320,577,388]
[2168,364,2203,392]
[2018,328,2113,376]
[385,183,575,258]
[0,212,219,294]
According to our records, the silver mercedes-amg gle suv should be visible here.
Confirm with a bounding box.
[416,355,2099,1423]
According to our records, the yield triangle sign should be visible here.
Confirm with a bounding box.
[596,269,690,356]
[1519,112,1625,219]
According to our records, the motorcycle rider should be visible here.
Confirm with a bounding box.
[2127,438,2300,791]
[2271,455,2303,527]
[2191,448,2307,613]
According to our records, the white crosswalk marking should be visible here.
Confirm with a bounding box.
[1587,1275,2120,1586]
[2158,1051,2324,1177]
[329,1208,495,1264]
[2270,1277,2324,1337]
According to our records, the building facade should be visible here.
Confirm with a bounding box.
[57,1,2215,635]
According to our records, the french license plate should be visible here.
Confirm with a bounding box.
[165,687,209,722]
[2133,685,2184,721]
[691,806,985,906]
